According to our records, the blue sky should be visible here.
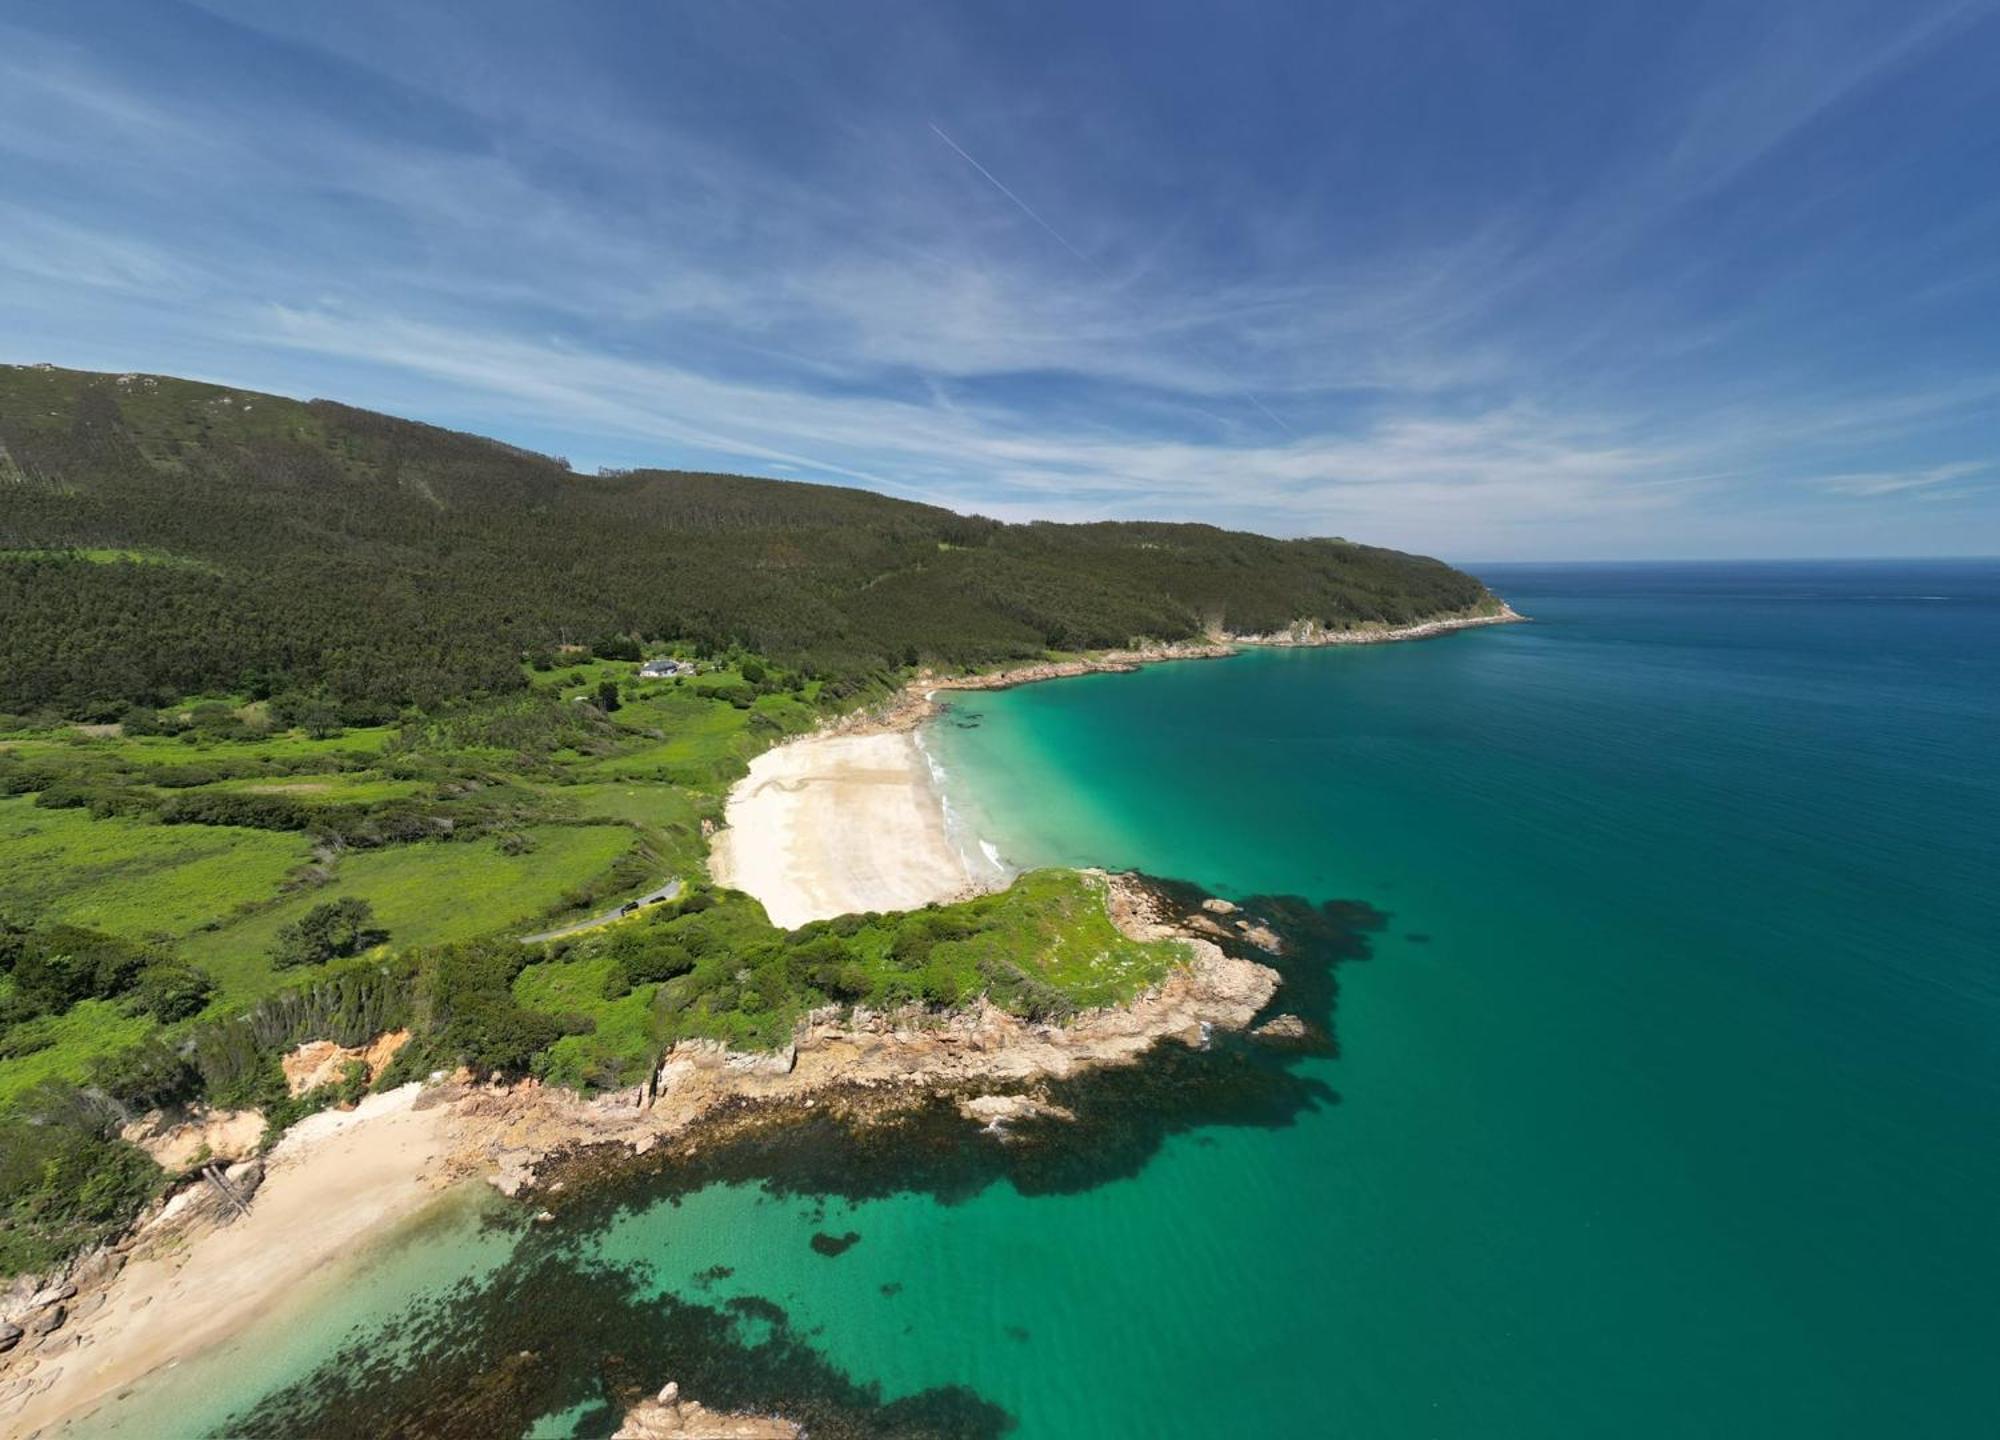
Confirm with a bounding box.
[3,0,1997,559]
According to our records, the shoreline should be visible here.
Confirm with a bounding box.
[823,602,1527,739]
[707,729,993,928]
[5,1085,467,1436]
[6,601,1517,1433]
[8,874,1280,1436]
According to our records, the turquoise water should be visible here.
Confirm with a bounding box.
[92,561,1998,1438]
[917,559,2000,1435]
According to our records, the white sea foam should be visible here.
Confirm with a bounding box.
[917,725,1014,884]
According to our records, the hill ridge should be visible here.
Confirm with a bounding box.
[0,363,1497,719]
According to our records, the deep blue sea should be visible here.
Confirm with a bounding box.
[84,559,2000,1439]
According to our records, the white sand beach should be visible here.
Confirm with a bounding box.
[8,1084,458,1437]
[708,730,987,928]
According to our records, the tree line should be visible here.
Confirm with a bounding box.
[0,366,1495,719]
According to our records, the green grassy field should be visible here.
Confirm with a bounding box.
[0,797,311,937]
[0,668,812,1102]
[181,824,640,1004]
[0,998,155,1107]
[0,546,217,571]
[201,774,432,804]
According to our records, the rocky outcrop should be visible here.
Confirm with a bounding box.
[281,1029,411,1097]
[449,873,1278,1200]
[1231,604,1525,647]
[957,1092,1076,1137]
[0,1275,80,1366]
[615,1381,801,1438]
[1250,1013,1327,1050]
[119,1106,265,1172]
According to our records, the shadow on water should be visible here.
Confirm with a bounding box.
[219,881,1386,1440]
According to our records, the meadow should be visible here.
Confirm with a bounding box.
[0,657,832,1101]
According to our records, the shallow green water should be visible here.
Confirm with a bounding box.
[87,561,1998,1438]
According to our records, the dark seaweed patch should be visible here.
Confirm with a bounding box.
[810,1230,862,1257]
[219,879,1382,1439]
[216,1238,1011,1440]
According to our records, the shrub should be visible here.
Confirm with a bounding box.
[129,960,215,1022]
[270,898,384,970]
[90,1036,200,1110]
[8,926,158,1016]
[0,1090,162,1277]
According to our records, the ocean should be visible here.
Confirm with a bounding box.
[85,559,2000,1438]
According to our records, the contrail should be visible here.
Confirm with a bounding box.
[928,119,1294,438]
[929,122,1092,265]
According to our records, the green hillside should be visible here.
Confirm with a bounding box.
[0,365,1495,719]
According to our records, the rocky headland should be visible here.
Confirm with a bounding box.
[2,873,1279,1437]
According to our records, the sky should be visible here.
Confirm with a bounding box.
[2,0,1998,560]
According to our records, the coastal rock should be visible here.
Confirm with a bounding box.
[614,1380,801,1438]
[25,1306,64,1337]
[1201,897,1240,915]
[67,1249,125,1293]
[958,1093,1076,1136]
[1230,605,1524,647]
[24,1284,75,1312]
[281,1029,411,1097]
[119,1106,265,1172]
[1250,1013,1326,1049]
[723,1042,797,1078]
[0,1323,21,1353]
[1236,921,1284,955]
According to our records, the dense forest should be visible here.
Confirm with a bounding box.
[0,365,1496,718]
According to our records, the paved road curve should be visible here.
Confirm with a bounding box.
[519,879,682,944]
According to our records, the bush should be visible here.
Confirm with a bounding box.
[0,1091,162,1277]
[271,899,385,970]
[8,925,159,1016]
[408,941,565,1078]
[90,1036,200,1110]
[129,960,215,1022]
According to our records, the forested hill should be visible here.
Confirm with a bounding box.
[0,364,1496,718]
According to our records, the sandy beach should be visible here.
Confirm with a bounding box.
[8,1085,459,1437]
[708,730,988,928]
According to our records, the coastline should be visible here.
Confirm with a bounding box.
[6,1085,465,1436]
[822,602,1527,739]
[8,874,1279,1436]
[7,601,1516,1434]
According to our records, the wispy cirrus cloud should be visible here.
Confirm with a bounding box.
[1817,461,1991,498]
[3,0,1998,558]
